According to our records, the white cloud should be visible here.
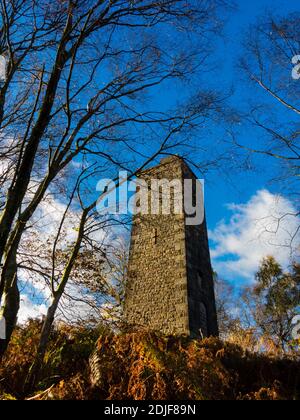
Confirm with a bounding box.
[29,193,80,241]
[210,189,300,281]
[17,192,108,324]
[18,294,48,324]
[0,137,109,325]
[0,55,7,82]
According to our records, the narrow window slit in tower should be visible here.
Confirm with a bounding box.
[152,228,158,245]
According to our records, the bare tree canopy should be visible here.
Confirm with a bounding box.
[236,13,300,196]
[0,0,232,365]
[223,12,300,257]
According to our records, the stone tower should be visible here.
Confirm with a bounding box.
[124,156,218,338]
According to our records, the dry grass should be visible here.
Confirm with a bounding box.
[1,322,299,400]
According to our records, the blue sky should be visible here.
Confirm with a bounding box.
[205,0,298,219]
[194,0,300,285]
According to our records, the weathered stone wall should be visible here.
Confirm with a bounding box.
[182,163,219,337]
[124,156,218,337]
[124,157,189,335]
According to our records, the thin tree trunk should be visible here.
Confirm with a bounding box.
[0,12,73,267]
[0,86,8,128]
[0,253,19,359]
[24,296,60,394]
[0,214,33,358]
[25,209,88,393]
[0,174,54,302]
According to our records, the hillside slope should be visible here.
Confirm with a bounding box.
[1,324,299,400]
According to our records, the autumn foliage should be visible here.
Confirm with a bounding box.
[88,331,300,401]
[0,321,299,400]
